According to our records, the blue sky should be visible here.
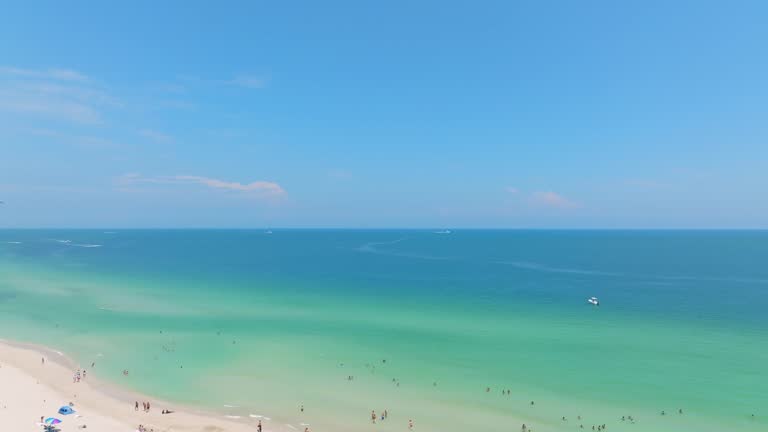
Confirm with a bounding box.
[1,1,766,228]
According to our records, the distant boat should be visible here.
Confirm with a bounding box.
[265,230,273,234]
[434,230,451,234]
[588,296,600,306]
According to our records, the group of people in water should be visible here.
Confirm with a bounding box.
[109,336,756,432]
[518,404,694,431]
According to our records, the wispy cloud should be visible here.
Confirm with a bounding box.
[505,186,519,194]
[228,74,267,89]
[328,169,352,179]
[179,73,268,89]
[119,174,286,197]
[626,179,667,189]
[0,98,102,123]
[0,66,89,81]
[14,82,118,106]
[0,66,116,124]
[137,129,174,144]
[531,191,579,209]
[27,128,118,149]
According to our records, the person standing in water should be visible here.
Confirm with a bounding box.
[409,419,414,430]
[371,410,376,423]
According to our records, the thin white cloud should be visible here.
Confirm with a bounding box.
[119,174,285,197]
[157,100,196,110]
[0,66,88,81]
[15,82,119,106]
[0,98,101,124]
[175,175,284,194]
[138,129,174,144]
[177,73,268,89]
[0,66,115,124]
[531,191,579,209]
[328,169,352,179]
[506,186,519,194]
[27,128,118,149]
[228,74,267,89]
[626,179,667,189]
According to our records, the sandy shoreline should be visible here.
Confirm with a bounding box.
[0,339,283,432]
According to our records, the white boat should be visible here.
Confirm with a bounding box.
[434,230,451,234]
[588,296,600,306]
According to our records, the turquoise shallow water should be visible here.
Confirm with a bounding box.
[0,230,766,431]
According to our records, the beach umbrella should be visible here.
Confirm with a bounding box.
[44,418,62,425]
[58,406,76,415]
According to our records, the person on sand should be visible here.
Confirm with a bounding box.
[41,357,45,365]
[257,420,262,432]
[135,401,139,411]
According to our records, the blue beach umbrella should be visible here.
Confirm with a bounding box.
[58,406,75,415]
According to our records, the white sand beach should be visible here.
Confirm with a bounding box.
[0,340,268,432]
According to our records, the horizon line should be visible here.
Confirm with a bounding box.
[0,227,767,231]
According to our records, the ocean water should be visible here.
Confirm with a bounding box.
[0,230,766,431]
